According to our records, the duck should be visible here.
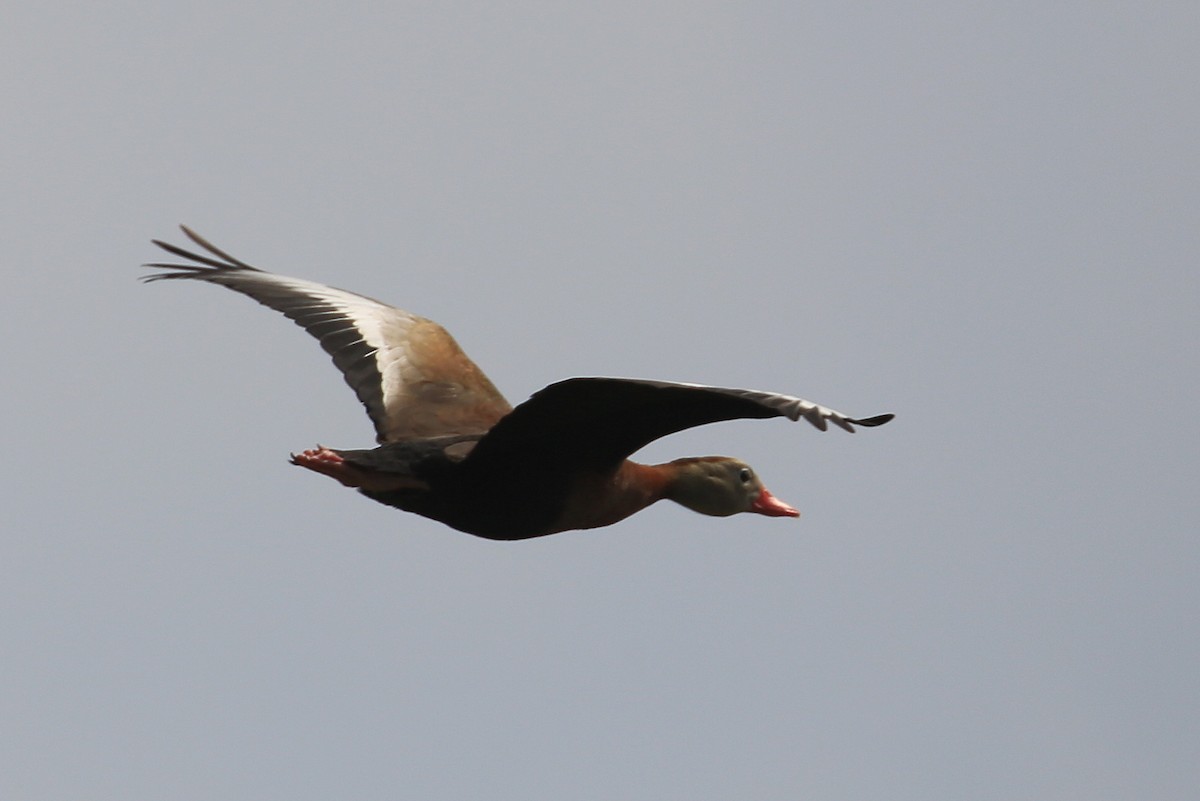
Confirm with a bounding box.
[145,226,893,540]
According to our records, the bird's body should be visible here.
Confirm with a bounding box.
[307,438,671,539]
[145,227,892,540]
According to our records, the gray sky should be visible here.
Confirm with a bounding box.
[3,3,1197,799]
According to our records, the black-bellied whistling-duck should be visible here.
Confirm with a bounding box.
[145,227,893,540]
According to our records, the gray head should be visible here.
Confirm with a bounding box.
[665,457,799,518]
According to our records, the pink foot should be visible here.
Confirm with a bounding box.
[290,446,364,487]
[289,446,426,492]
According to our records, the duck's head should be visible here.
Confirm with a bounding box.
[665,457,799,519]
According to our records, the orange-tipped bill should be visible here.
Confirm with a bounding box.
[750,487,800,518]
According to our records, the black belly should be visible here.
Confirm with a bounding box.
[339,437,570,540]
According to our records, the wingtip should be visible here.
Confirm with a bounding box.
[143,226,261,273]
[179,224,204,245]
[146,228,191,248]
[849,413,895,427]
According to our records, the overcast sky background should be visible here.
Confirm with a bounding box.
[3,3,1197,799]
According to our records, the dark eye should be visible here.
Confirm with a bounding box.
[739,468,753,483]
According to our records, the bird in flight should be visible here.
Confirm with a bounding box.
[145,227,893,540]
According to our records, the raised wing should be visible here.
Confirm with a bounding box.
[465,376,893,471]
[144,226,512,442]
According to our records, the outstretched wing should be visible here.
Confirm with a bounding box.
[144,226,512,442]
[465,376,893,471]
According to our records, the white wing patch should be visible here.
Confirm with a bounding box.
[145,228,513,442]
[254,273,425,424]
[146,229,886,448]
